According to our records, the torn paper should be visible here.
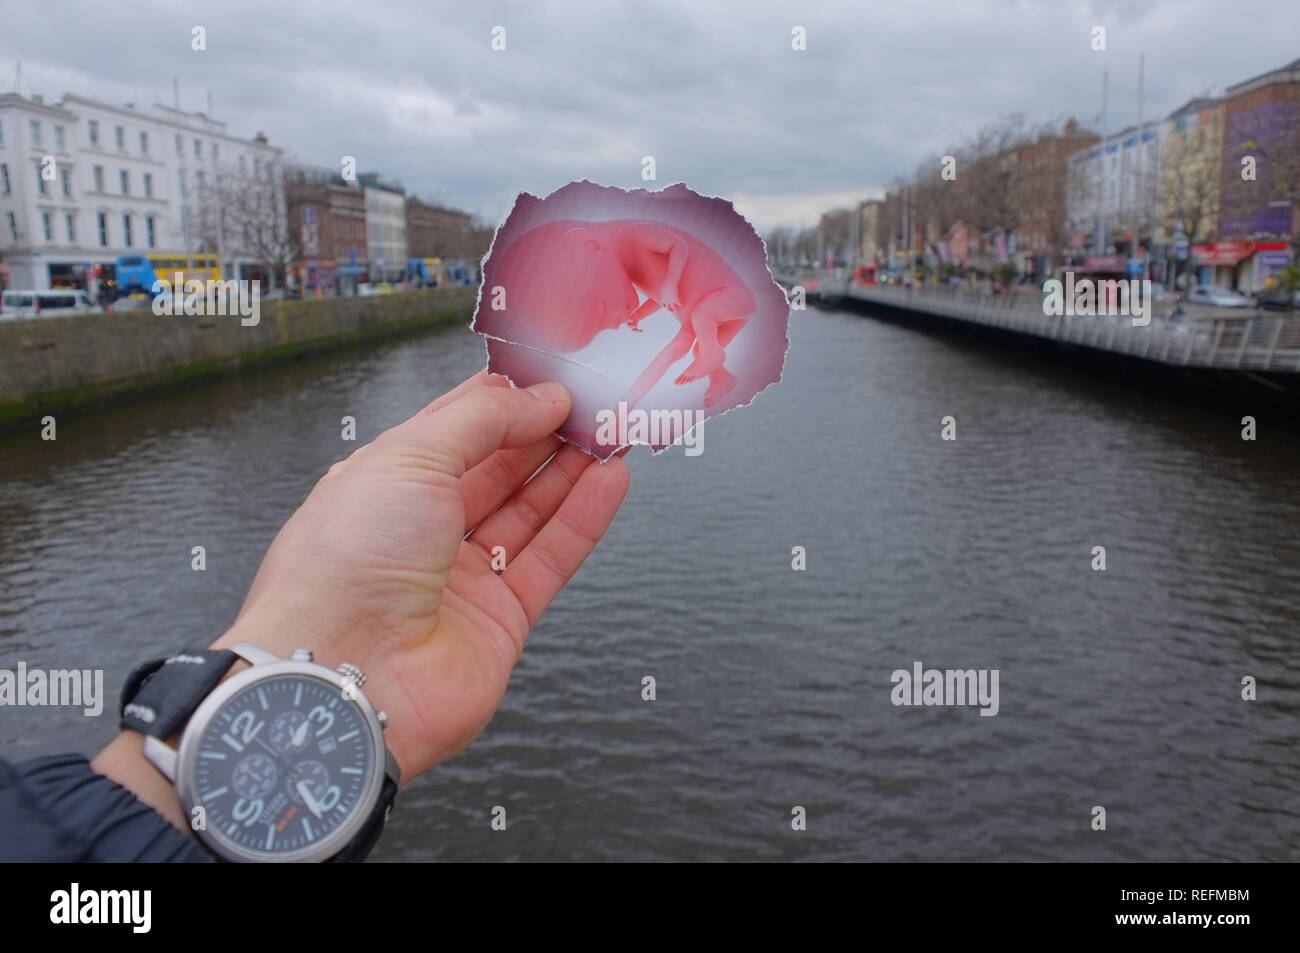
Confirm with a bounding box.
[471,180,790,460]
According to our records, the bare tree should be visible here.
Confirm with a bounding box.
[954,116,1030,240]
[1163,126,1219,250]
[197,159,300,291]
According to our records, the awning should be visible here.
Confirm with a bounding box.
[1084,255,1126,273]
[1192,242,1254,267]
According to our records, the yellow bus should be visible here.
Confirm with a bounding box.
[117,254,222,293]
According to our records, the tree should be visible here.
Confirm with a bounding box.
[197,159,299,291]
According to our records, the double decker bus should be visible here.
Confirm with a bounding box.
[115,254,222,295]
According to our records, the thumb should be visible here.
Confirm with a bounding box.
[385,380,571,478]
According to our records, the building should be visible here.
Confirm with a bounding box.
[0,90,281,296]
[1214,56,1299,291]
[285,165,367,294]
[405,197,475,260]
[856,199,882,265]
[1013,119,1098,275]
[360,173,407,283]
[1066,118,1169,261]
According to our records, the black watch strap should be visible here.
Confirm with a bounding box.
[328,774,398,864]
[119,648,240,738]
[118,645,397,863]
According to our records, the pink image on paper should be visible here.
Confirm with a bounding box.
[472,181,790,459]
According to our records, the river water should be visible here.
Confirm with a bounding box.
[2,306,1298,862]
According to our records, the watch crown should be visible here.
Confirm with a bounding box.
[377,710,389,730]
[337,662,366,690]
[291,648,313,663]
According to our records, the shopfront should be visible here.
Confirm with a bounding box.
[1192,241,1293,292]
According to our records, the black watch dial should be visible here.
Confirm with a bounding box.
[191,673,376,858]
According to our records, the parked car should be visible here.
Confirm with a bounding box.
[1256,286,1300,311]
[1187,285,1251,309]
[1,289,95,318]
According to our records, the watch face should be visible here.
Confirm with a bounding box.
[188,672,377,860]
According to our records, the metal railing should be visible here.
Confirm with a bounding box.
[780,271,1300,374]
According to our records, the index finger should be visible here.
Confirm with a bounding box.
[415,368,510,418]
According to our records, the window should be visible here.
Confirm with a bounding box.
[0,119,4,145]
[254,158,262,177]
[212,143,218,160]
[30,120,41,147]
[120,169,129,194]
[97,212,108,246]
[197,171,205,189]
[66,213,75,242]
[140,131,149,153]
[144,172,153,198]
[193,138,201,158]
[7,212,18,241]
[178,169,186,195]
[175,133,182,156]
[115,125,125,149]
[42,212,53,242]
[93,165,104,192]
[238,155,246,173]
[122,214,132,247]
[89,119,99,145]
[61,170,71,198]
[36,163,48,195]
[146,215,156,249]
[55,126,65,151]
[0,163,9,195]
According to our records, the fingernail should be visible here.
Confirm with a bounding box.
[525,381,567,402]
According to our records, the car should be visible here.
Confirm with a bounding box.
[109,293,157,312]
[1257,286,1300,311]
[1187,285,1251,309]
[1,288,95,317]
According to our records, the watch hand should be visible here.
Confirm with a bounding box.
[297,781,323,819]
[292,718,310,748]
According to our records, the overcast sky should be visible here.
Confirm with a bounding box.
[1,0,1296,231]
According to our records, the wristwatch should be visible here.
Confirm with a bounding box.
[119,643,399,863]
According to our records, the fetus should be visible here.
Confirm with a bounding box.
[481,218,756,408]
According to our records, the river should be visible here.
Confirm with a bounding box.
[2,305,1298,861]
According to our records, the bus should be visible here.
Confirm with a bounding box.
[852,263,879,286]
[116,254,222,295]
[407,257,443,288]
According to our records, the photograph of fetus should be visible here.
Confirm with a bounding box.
[472,180,791,458]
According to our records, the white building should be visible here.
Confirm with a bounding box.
[362,177,407,283]
[1066,119,1171,253]
[0,90,281,296]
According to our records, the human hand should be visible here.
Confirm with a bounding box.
[208,371,630,784]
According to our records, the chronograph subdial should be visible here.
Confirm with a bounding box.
[231,753,278,801]
[269,709,311,755]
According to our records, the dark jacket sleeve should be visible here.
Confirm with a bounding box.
[0,753,213,862]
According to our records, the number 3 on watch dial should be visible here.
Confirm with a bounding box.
[180,672,379,862]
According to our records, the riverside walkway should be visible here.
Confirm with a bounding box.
[784,270,1300,375]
